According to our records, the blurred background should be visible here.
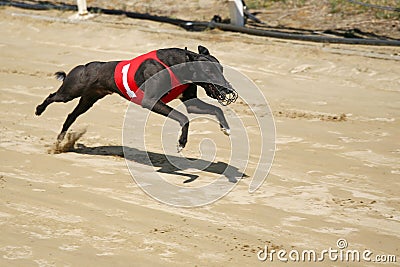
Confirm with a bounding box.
[19,0,399,39]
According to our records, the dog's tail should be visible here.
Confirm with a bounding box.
[55,71,66,82]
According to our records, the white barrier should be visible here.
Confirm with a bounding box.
[229,0,244,26]
[77,0,88,16]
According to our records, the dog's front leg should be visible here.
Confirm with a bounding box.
[183,98,231,136]
[142,98,189,152]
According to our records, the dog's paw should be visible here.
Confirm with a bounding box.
[177,136,187,153]
[35,105,44,116]
[221,127,231,136]
[177,144,184,153]
[57,132,66,142]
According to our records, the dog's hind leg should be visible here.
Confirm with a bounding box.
[35,67,86,116]
[35,90,78,116]
[57,92,106,141]
[35,92,57,116]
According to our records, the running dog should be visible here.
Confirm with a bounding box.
[35,45,238,151]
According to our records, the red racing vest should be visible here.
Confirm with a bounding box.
[114,50,189,105]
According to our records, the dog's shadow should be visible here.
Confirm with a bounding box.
[72,144,247,183]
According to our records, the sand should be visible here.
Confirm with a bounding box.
[1,6,399,266]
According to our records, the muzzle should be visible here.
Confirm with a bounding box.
[209,83,238,106]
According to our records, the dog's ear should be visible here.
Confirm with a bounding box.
[198,45,210,55]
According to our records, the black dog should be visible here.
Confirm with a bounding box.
[35,45,238,151]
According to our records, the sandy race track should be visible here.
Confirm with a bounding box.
[1,6,399,266]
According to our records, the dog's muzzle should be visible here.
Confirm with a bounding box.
[208,83,238,106]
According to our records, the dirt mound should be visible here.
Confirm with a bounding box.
[48,128,87,154]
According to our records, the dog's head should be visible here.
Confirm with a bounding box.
[185,46,238,106]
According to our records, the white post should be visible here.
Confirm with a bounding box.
[77,0,88,16]
[228,0,244,26]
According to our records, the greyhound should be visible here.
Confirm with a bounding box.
[35,45,238,152]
